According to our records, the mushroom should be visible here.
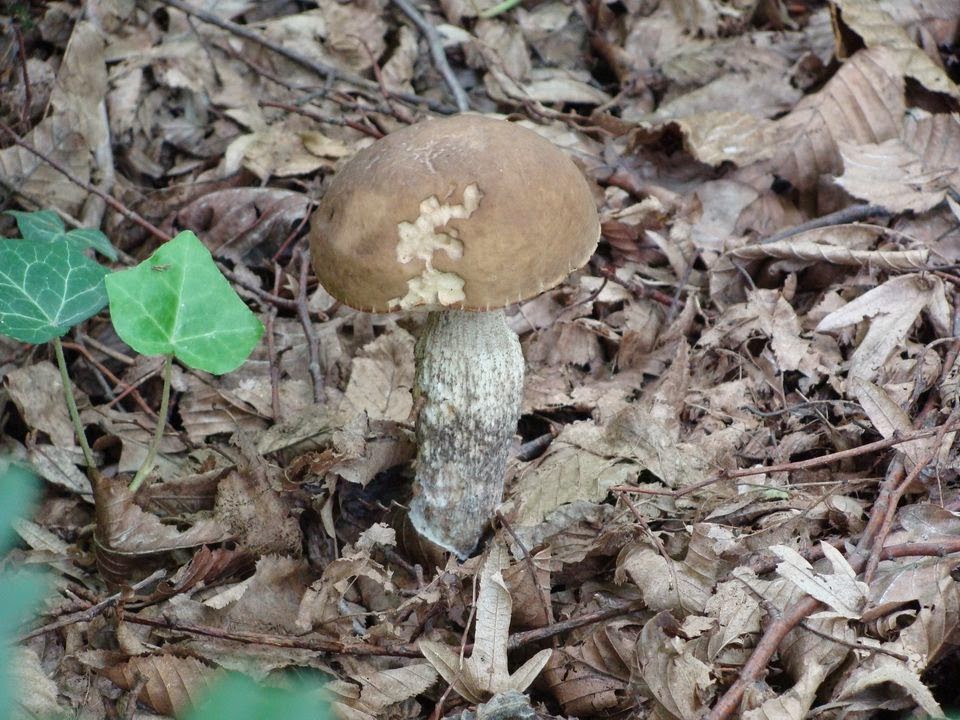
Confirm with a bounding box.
[310,114,599,558]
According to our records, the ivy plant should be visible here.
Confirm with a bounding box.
[0,211,116,470]
[105,230,264,490]
[0,212,264,493]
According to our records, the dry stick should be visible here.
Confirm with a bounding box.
[389,0,471,112]
[705,594,823,720]
[591,258,675,306]
[19,569,167,642]
[0,121,170,243]
[259,100,384,139]
[760,203,888,244]
[709,390,960,717]
[60,341,158,419]
[121,597,640,659]
[611,421,960,499]
[266,264,283,422]
[297,248,324,402]
[13,22,31,129]
[864,409,960,584]
[856,331,960,583]
[653,419,960,500]
[150,0,456,114]
[496,512,553,632]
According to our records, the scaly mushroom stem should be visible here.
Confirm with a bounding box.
[409,309,524,557]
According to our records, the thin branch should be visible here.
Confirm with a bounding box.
[759,204,889,245]
[0,121,170,243]
[389,0,471,112]
[297,248,324,402]
[150,0,456,114]
[19,569,167,642]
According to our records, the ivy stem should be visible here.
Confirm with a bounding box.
[129,354,173,492]
[52,336,96,470]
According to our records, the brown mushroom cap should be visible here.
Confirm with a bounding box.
[309,114,600,312]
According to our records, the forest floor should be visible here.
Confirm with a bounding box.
[2,0,960,718]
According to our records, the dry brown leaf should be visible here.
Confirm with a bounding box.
[772,543,867,619]
[769,46,907,193]
[501,547,553,629]
[179,372,268,443]
[728,236,930,272]
[341,327,415,423]
[327,662,438,720]
[5,362,77,449]
[704,580,761,667]
[296,539,394,633]
[93,474,231,583]
[541,619,639,716]
[214,468,302,557]
[10,647,63,719]
[638,611,715,720]
[615,543,712,614]
[849,377,934,466]
[50,21,108,150]
[419,541,552,704]
[835,138,957,212]
[816,274,947,381]
[101,654,220,716]
[832,0,960,98]
[173,187,313,264]
[225,125,342,182]
[83,405,186,479]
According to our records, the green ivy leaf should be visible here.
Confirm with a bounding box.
[105,231,264,375]
[0,240,110,343]
[6,209,118,261]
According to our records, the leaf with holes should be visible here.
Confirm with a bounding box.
[105,230,264,375]
[0,239,110,344]
[6,209,117,261]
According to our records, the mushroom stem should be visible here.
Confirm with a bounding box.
[409,309,524,558]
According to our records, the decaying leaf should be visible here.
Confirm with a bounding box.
[419,542,552,704]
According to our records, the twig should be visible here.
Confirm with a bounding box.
[120,596,641,659]
[506,598,642,650]
[259,100,383,139]
[0,121,170,243]
[60,341,158,419]
[590,258,674,306]
[705,594,823,720]
[150,0,456,114]
[266,264,283,422]
[496,512,553,631]
[13,22,31,130]
[389,0,471,112]
[297,248,324,402]
[864,408,960,584]
[19,569,167,642]
[759,204,888,245]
